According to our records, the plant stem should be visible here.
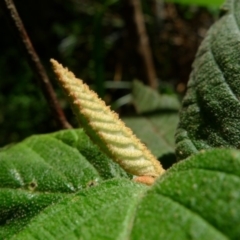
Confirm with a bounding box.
[2,0,72,129]
[124,0,158,89]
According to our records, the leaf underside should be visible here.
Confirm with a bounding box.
[176,0,240,160]
[1,130,240,239]
[123,114,178,159]
[132,80,180,114]
[123,80,179,161]
[2,0,240,238]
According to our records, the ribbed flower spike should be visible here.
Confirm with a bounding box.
[50,59,165,184]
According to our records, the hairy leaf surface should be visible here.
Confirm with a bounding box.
[1,131,240,239]
[176,0,240,160]
[131,149,240,240]
[0,129,128,239]
[10,179,146,240]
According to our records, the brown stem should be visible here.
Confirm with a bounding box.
[124,0,158,89]
[2,0,72,129]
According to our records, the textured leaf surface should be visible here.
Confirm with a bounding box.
[0,129,128,239]
[51,60,164,178]
[50,129,129,179]
[10,179,146,240]
[131,149,240,240]
[176,0,240,160]
[2,141,240,239]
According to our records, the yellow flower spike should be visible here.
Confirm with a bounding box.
[50,59,165,183]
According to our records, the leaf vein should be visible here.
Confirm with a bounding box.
[156,193,228,239]
[209,42,238,103]
[23,144,76,192]
[143,117,174,150]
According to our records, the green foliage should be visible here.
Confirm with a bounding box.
[1,134,240,239]
[124,114,178,159]
[1,0,240,239]
[176,0,240,160]
[123,80,179,159]
[132,80,180,114]
[131,148,240,239]
[0,129,128,239]
[9,179,146,240]
[0,58,53,147]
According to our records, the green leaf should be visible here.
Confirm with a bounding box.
[0,129,128,239]
[10,179,146,240]
[132,80,180,114]
[131,149,240,240]
[123,80,179,161]
[123,113,178,159]
[2,142,240,239]
[176,0,240,160]
[50,129,129,179]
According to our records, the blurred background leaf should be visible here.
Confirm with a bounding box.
[132,80,180,113]
[123,79,179,168]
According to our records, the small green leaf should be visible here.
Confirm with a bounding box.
[2,146,240,239]
[132,80,180,114]
[176,0,240,160]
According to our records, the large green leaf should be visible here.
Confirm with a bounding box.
[131,148,240,239]
[10,179,146,240]
[132,80,180,114]
[176,0,240,160]
[1,134,240,239]
[0,129,128,239]
[123,114,178,160]
[50,130,129,179]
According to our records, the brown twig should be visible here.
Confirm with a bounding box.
[124,0,158,89]
[2,0,72,129]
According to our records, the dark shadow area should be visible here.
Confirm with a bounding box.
[159,152,177,169]
[0,0,217,146]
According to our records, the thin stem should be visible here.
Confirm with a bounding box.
[2,0,72,129]
[125,0,158,89]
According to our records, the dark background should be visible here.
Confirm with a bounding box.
[0,0,219,147]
